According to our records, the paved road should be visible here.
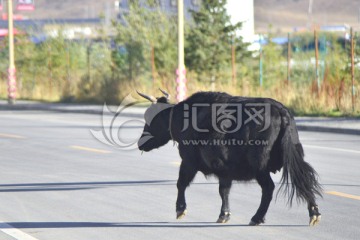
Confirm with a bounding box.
[0,110,359,240]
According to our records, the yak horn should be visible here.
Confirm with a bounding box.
[136,90,156,102]
[159,88,170,99]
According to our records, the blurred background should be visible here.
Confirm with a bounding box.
[0,0,359,116]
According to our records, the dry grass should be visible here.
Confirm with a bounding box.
[1,73,359,117]
[129,75,360,116]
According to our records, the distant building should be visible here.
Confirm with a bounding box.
[225,0,257,51]
[116,0,201,20]
[225,0,254,43]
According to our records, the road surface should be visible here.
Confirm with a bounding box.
[0,110,359,240]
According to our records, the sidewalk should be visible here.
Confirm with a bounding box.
[0,100,145,118]
[1,100,360,135]
[295,117,360,135]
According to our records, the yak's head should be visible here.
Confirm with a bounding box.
[137,89,174,152]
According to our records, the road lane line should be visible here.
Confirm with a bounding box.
[0,222,39,240]
[303,144,360,154]
[0,133,26,139]
[70,145,111,154]
[171,161,181,166]
[326,191,360,201]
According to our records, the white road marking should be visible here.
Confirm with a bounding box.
[303,144,360,154]
[0,222,39,240]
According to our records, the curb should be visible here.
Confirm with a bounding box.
[296,125,360,135]
[1,102,360,136]
[0,103,145,118]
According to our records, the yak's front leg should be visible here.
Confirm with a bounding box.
[216,178,232,223]
[176,162,197,219]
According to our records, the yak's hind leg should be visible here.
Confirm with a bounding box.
[249,171,275,226]
[176,162,197,219]
[216,178,232,223]
[308,201,321,226]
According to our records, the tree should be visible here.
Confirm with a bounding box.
[185,0,250,82]
[113,1,177,87]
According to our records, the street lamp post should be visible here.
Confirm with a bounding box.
[7,0,16,104]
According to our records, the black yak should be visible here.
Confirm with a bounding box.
[137,90,322,226]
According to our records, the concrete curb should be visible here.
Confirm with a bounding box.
[0,102,145,118]
[1,101,360,135]
[296,125,360,135]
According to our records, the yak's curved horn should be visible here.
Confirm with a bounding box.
[136,90,156,102]
[159,88,170,99]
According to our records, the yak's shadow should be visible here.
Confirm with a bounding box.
[3,221,307,229]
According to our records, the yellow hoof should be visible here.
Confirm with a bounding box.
[216,218,229,223]
[176,210,187,219]
[309,215,321,226]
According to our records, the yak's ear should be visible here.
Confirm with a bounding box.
[156,96,169,103]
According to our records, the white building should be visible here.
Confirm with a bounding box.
[225,0,259,51]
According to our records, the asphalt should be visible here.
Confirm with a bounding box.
[1,99,360,135]
[0,110,359,240]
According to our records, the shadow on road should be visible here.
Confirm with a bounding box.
[0,180,358,192]
[0,180,177,192]
[1,125,143,129]
[3,221,308,228]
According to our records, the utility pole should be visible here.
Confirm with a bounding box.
[7,0,16,104]
[231,35,236,85]
[176,0,186,102]
[350,27,355,112]
[104,2,111,34]
[314,29,320,93]
[259,35,263,87]
[287,32,291,83]
[307,0,313,29]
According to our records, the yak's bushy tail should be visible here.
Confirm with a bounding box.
[278,119,323,206]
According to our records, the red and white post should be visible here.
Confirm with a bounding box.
[176,68,186,102]
[8,67,16,103]
[7,0,16,104]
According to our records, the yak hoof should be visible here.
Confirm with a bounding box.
[309,214,321,226]
[249,220,260,226]
[176,210,187,220]
[249,218,264,226]
[216,212,231,223]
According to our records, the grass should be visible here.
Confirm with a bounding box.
[1,67,359,118]
[1,72,359,117]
